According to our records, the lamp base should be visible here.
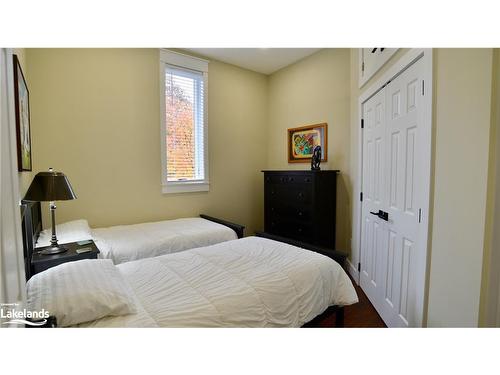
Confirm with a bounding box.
[40,246,68,255]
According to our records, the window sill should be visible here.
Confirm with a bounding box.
[162,181,210,194]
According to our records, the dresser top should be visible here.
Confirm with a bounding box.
[262,170,340,173]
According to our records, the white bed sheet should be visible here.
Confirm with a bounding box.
[91,218,237,264]
[78,237,358,328]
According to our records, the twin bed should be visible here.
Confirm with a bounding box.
[21,202,358,328]
[29,202,244,265]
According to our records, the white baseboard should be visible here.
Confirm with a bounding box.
[346,258,359,285]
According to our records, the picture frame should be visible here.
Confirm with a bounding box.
[13,54,32,172]
[287,123,327,163]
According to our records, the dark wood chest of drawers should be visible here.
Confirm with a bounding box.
[263,170,339,249]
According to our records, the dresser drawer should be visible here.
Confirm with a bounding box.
[267,218,313,242]
[264,173,313,185]
[265,184,312,205]
[266,205,312,222]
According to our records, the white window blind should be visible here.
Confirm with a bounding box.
[160,50,209,194]
[165,66,205,182]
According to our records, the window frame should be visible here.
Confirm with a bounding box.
[159,49,209,194]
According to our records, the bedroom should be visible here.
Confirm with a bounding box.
[1,0,499,372]
[6,46,499,327]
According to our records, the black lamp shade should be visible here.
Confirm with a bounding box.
[23,171,77,202]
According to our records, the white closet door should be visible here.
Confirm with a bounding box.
[360,56,426,327]
[381,58,425,327]
[360,88,387,313]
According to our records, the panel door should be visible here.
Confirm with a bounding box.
[360,57,426,327]
[360,88,387,313]
[379,58,425,327]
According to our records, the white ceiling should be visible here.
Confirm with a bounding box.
[185,48,321,75]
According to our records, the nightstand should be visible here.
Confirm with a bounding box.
[31,240,100,276]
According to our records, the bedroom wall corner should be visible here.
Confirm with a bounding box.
[266,48,352,252]
[25,48,268,236]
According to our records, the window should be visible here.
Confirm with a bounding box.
[160,50,209,193]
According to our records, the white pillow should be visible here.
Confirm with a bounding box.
[36,219,93,248]
[27,259,137,327]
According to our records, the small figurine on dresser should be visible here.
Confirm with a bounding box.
[311,145,322,170]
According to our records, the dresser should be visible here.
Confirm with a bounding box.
[263,170,339,249]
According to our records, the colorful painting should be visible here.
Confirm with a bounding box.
[287,123,327,163]
[292,129,320,158]
[13,55,32,171]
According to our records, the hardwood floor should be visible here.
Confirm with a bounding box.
[343,278,386,327]
[314,276,386,328]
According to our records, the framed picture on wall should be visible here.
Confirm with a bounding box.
[287,123,327,163]
[13,54,32,171]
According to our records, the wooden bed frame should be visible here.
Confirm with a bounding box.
[20,201,42,281]
[21,202,344,328]
[199,214,245,239]
[20,202,245,280]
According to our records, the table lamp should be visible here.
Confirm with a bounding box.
[23,168,77,255]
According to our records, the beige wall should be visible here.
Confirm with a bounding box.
[13,48,34,198]
[427,49,493,327]
[350,48,496,326]
[267,49,351,251]
[479,48,500,326]
[26,49,268,235]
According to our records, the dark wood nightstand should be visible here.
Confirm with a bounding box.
[31,240,100,276]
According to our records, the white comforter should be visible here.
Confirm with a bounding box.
[79,237,358,327]
[92,218,237,264]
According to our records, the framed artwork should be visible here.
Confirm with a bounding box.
[13,54,32,171]
[287,123,327,163]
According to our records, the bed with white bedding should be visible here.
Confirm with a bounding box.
[33,214,242,264]
[27,237,358,328]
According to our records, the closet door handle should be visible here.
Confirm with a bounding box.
[370,210,389,221]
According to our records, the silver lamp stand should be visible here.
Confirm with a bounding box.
[40,201,68,255]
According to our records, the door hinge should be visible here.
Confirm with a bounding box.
[360,192,363,202]
[418,208,422,223]
[358,263,361,272]
[361,119,364,129]
[422,80,425,95]
[362,61,365,72]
